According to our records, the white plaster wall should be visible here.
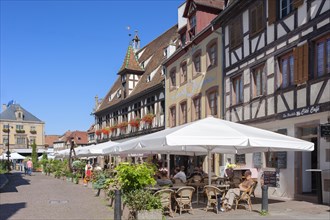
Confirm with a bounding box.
[225,78,230,93]
[231,52,237,64]
[225,110,230,120]
[225,26,229,47]
[178,3,187,30]
[251,36,258,53]
[277,95,287,113]
[297,88,307,108]
[236,106,243,121]
[267,96,275,115]
[231,111,238,122]
[244,105,250,121]
[244,36,249,58]
[321,0,330,14]
[267,25,274,44]
[277,23,286,39]
[243,69,250,85]
[302,27,313,36]
[251,101,258,118]
[225,48,230,68]
[244,87,249,103]
[243,10,249,34]
[283,91,294,110]
[310,1,320,20]
[235,48,242,60]
[257,33,265,51]
[310,81,323,104]
[317,18,330,29]
[284,15,294,31]
[298,2,307,26]
[319,80,330,104]
[226,95,230,108]
[258,99,266,118]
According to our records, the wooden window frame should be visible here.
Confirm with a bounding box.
[279,51,295,88]
[279,0,294,19]
[188,14,196,40]
[192,50,202,78]
[180,61,188,85]
[179,100,188,125]
[191,94,201,121]
[207,39,218,70]
[169,105,176,128]
[314,34,330,78]
[231,74,243,105]
[206,86,218,117]
[229,16,242,50]
[169,68,177,90]
[249,1,265,37]
[252,64,265,98]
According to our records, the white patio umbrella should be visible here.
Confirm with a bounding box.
[117,116,314,184]
[0,152,26,160]
[76,141,119,157]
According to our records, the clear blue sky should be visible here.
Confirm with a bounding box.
[1,0,182,135]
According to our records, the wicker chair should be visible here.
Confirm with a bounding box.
[174,186,195,215]
[154,189,175,218]
[204,185,224,214]
[234,181,256,211]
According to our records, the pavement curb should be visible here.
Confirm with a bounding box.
[0,174,9,190]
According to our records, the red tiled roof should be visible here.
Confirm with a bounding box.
[67,131,88,145]
[183,0,224,17]
[118,45,144,75]
[87,124,95,133]
[95,25,178,114]
[45,135,61,147]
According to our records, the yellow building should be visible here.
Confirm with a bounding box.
[0,103,45,154]
[163,0,224,175]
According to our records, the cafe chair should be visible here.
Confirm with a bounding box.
[204,185,224,214]
[174,186,195,215]
[234,182,256,211]
[154,189,175,218]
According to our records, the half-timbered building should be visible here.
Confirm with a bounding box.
[94,26,178,144]
[163,0,224,175]
[213,0,330,203]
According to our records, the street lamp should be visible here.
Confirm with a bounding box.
[6,124,12,173]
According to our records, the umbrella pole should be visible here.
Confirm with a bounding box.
[208,149,211,185]
[167,153,170,178]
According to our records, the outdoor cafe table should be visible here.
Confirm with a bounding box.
[145,185,182,193]
[187,182,205,205]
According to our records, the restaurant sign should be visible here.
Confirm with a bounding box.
[280,105,320,119]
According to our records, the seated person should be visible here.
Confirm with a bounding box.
[187,167,203,182]
[172,167,187,183]
[156,171,173,187]
[222,170,254,210]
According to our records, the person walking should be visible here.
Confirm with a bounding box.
[26,159,33,176]
[23,160,28,175]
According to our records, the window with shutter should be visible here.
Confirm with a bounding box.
[268,0,277,25]
[315,35,330,78]
[252,65,266,97]
[279,52,294,88]
[250,1,265,36]
[229,16,242,49]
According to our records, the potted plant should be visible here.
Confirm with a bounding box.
[95,129,102,136]
[30,130,37,134]
[102,127,110,135]
[73,172,81,184]
[2,128,9,133]
[110,125,117,132]
[117,122,128,130]
[142,113,155,125]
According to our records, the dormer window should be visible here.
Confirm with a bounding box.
[116,90,121,98]
[146,75,151,82]
[189,15,196,40]
[121,75,126,83]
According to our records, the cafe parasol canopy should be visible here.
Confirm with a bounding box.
[116,116,314,184]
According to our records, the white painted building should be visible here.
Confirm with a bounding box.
[213,0,330,203]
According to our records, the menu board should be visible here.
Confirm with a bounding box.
[253,152,262,168]
[235,154,246,164]
[320,124,330,137]
[276,152,287,169]
[263,171,277,187]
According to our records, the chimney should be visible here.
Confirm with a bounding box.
[2,104,7,112]
[132,30,140,51]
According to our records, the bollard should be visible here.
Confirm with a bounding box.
[114,190,122,220]
[261,185,268,212]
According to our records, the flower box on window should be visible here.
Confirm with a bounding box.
[110,125,118,132]
[117,122,128,130]
[142,114,155,125]
[129,118,141,128]
[2,128,9,133]
[16,129,25,134]
[30,130,37,134]
[102,127,110,135]
[95,130,102,136]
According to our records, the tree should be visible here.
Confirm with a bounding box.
[31,141,38,170]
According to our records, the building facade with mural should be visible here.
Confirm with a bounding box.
[0,103,45,154]
[214,0,330,203]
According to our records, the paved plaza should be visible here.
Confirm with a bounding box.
[0,172,329,220]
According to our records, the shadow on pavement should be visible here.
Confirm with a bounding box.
[0,202,26,220]
[0,172,30,193]
[251,197,286,205]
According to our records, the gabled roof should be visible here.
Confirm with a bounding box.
[95,25,178,114]
[0,104,43,122]
[183,0,224,17]
[45,135,61,147]
[118,45,144,75]
[68,131,88,145]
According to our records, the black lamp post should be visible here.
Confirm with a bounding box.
[6,124,12,173]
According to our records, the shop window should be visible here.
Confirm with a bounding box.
[229,16,242,49]
[232,75,243,105]
[315,34,330,78]
[180,101,187,125]
[252,65,265,97]
[250,1,265,37]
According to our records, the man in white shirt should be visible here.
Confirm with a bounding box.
[173,166,186,183]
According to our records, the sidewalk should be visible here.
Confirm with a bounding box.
[0,172,329,220]
[0,171,113,220]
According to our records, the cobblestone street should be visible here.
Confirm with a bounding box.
[1,172,330,220]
